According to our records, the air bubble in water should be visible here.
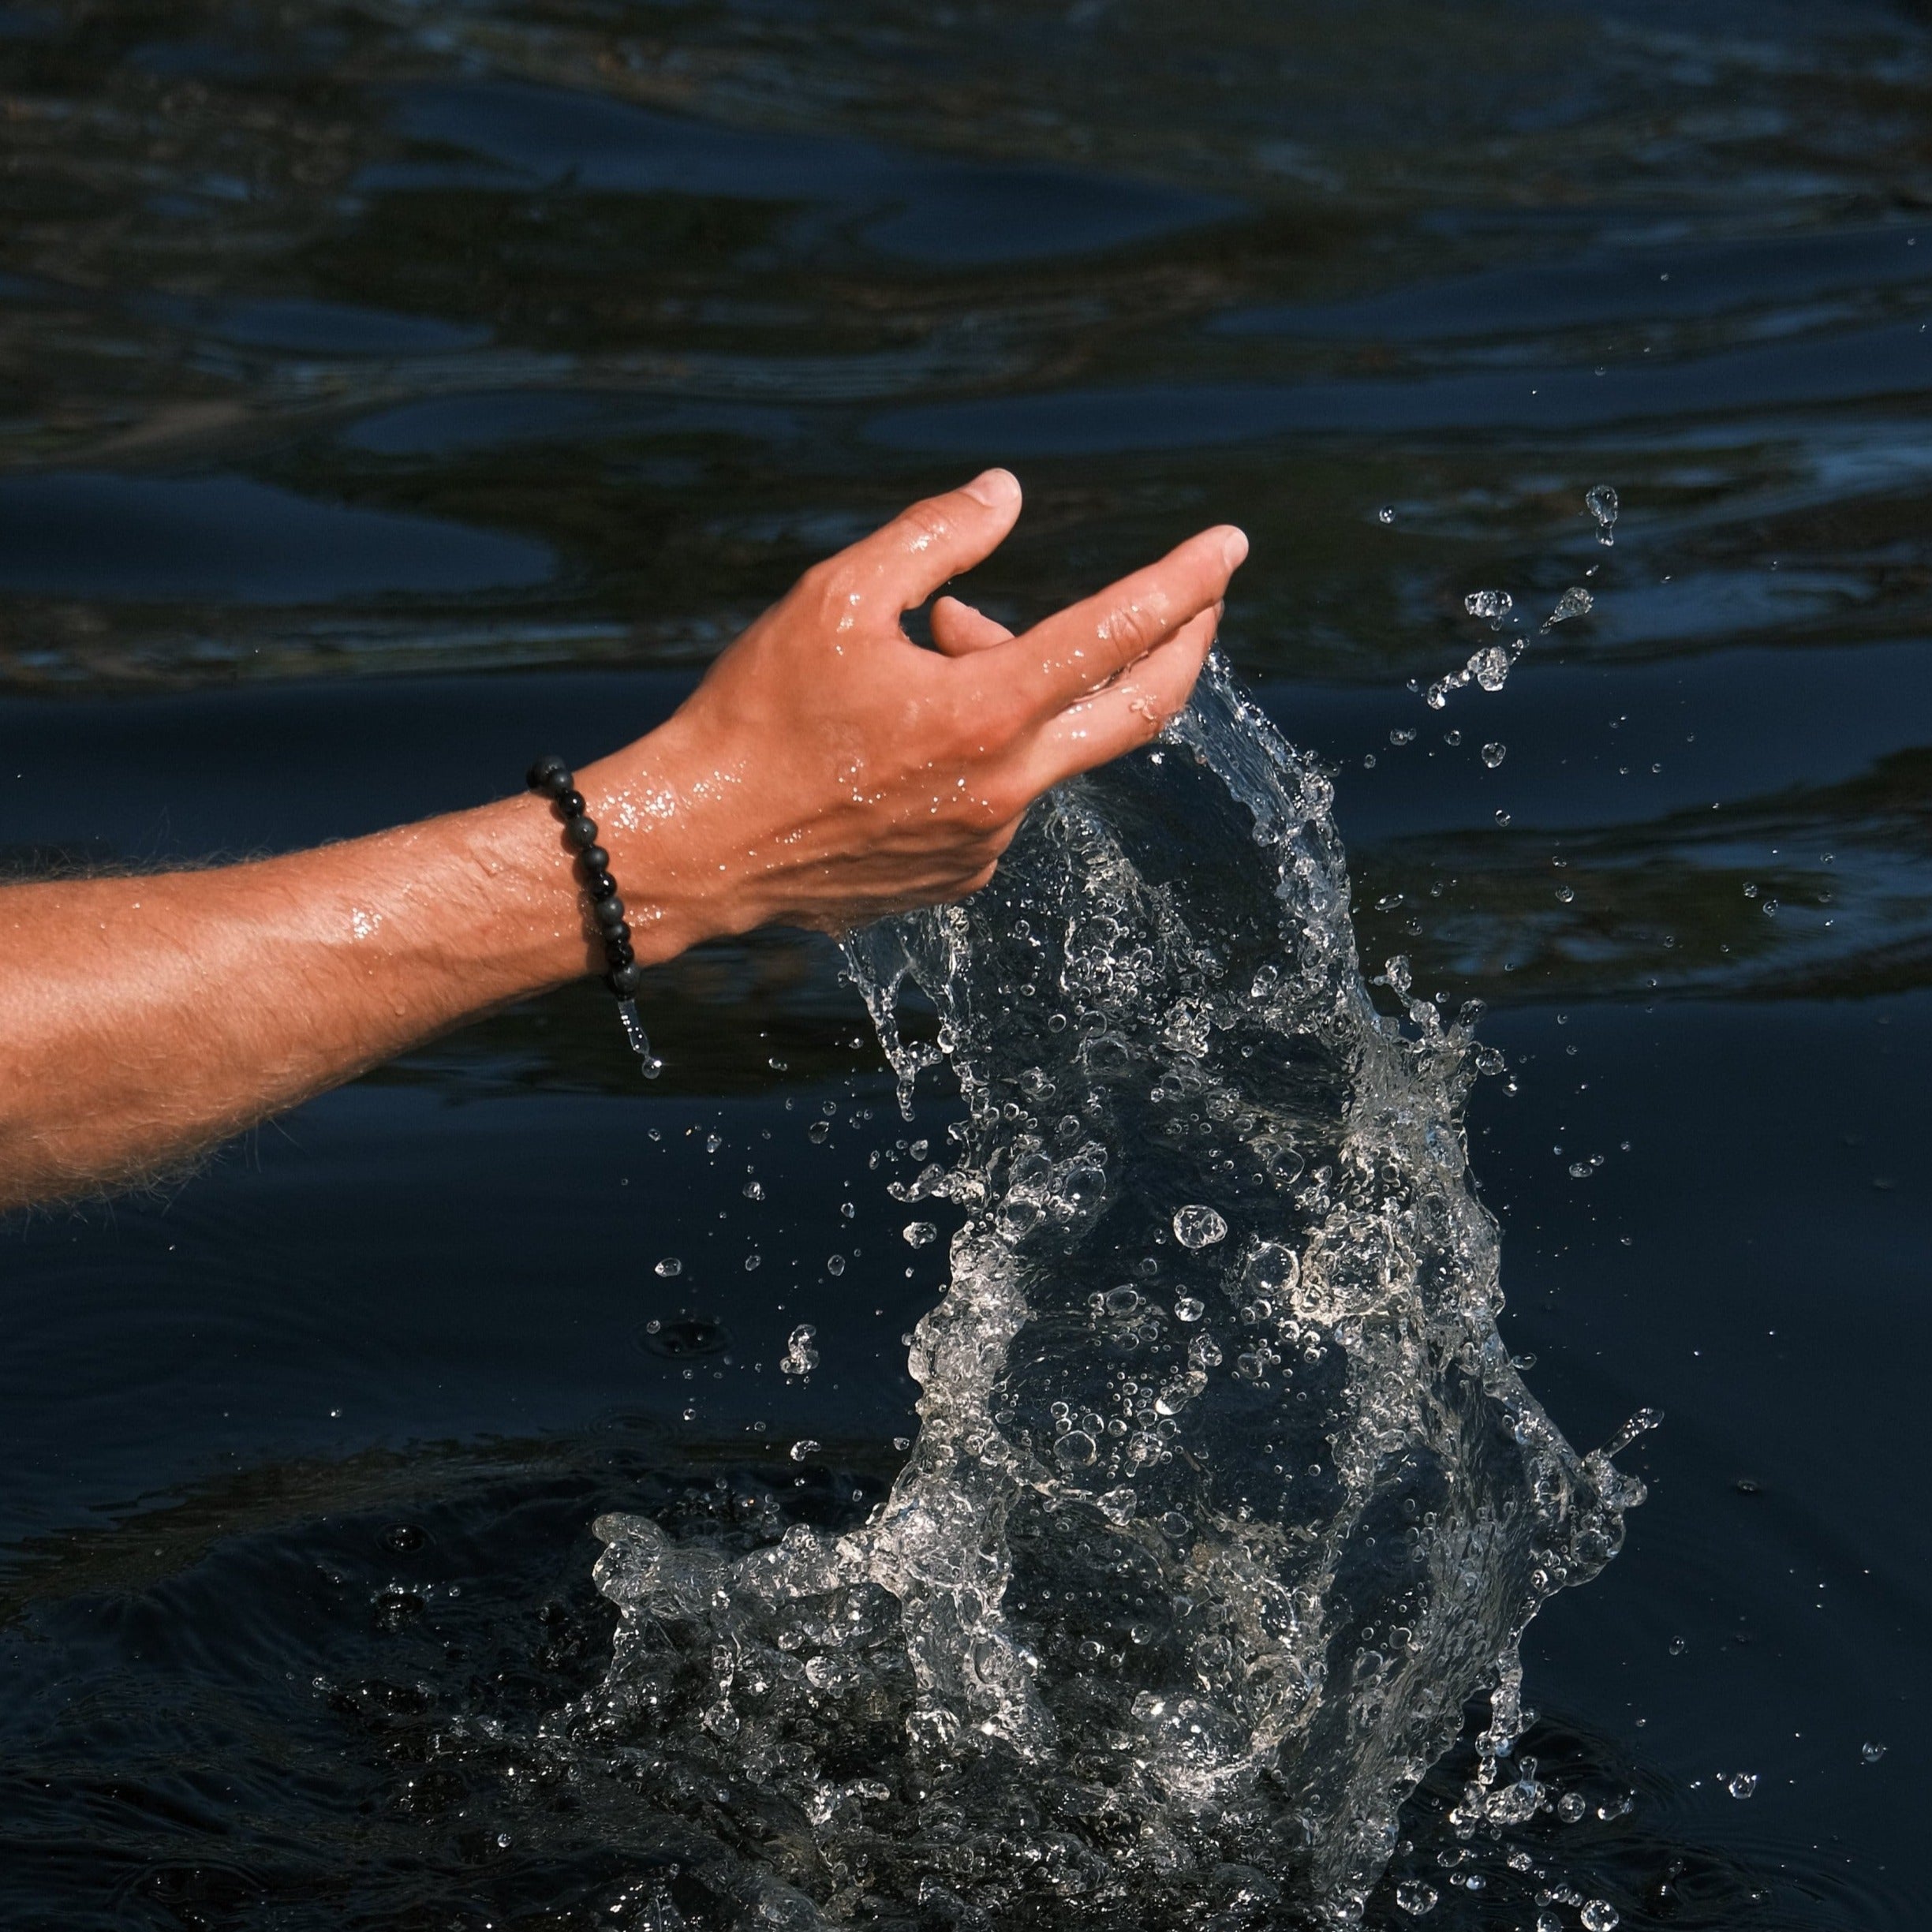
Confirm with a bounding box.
[1173,1205,1228,1248]
[1174,1295,1205,1322]
[1481,742,1507,768]
[1586,483,1620,544]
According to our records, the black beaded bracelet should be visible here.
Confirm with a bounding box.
[526,754,660,1077]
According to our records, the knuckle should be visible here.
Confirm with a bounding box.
[792,555,847,609]
[896,500,955,555]
[1104,598,1165,663]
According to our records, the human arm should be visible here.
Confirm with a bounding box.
[0,469,1244,1209]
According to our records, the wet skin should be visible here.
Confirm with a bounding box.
[0,470,1243,1209]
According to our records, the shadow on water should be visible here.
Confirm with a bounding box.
[2,1,1930,1926]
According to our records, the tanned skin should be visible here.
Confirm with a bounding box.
[0,471,1246,1211]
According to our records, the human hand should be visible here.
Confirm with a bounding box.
[577,469,1246,957]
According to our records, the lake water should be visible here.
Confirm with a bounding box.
[2,2,1929,1927]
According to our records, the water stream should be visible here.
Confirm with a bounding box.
[579,663,1645,1930]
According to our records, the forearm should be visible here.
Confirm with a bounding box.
[0,783,652,1209]
[1,472,1241,1216]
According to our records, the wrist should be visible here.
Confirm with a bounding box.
[574,723,752,964]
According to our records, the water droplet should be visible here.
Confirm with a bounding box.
[790,1439,821,1463]
[1395,1879,1439,1915]
[1464,589,1514,626]
[1172,1205,1228,1248]
[1481,742,1507,768]
[1494,809,1512,827]
[1556,1791,1587,1823]
[1581,1903,1620,1932]
[808,1120,831,1144]
[1175,1295,1205,1322]
[1586,483,1620,544]
[1470,644,1513,692]
[743,1179,765,1201]
[1728,1772,1758,1799]
[1862,1741,1887,1764]
[1555,884,1575,903]
[779,1324,819,1377]
[827,1254,846,1277]
[1377,505,1396,524]
[1543,585,1594,630]
[655,1257,682,1278]
[902,1221,938,1247]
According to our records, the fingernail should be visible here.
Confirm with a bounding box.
[1220,526,1250,569]
[963,468,1021,509]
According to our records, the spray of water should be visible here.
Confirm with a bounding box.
[574,659,1643,1929]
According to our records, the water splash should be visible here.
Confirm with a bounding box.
[575,660,1641,1928]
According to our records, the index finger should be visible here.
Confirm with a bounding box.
[977,525,1246,718]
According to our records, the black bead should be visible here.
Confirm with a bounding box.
[604,924,633,952]
[609,962,642,996]
[606,940,635,969]
[559,790,586,818]
[585,868,618,901]
[566,816,599,848]
[527,755,571,796]
[593,896,626,928]
[579,849,610,880]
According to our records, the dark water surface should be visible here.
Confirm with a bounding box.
[2,2,1930,1926]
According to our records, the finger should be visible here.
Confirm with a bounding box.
[930,595,1015,657]
[980,525,1246,717]
[1019,604,1220,790]
[827,469,1023,617]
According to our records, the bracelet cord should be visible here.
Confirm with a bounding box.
[526,756,661,1078]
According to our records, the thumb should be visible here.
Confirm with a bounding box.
[835,470,1023,617]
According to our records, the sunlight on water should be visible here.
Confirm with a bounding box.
[574,662,1648,1929]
